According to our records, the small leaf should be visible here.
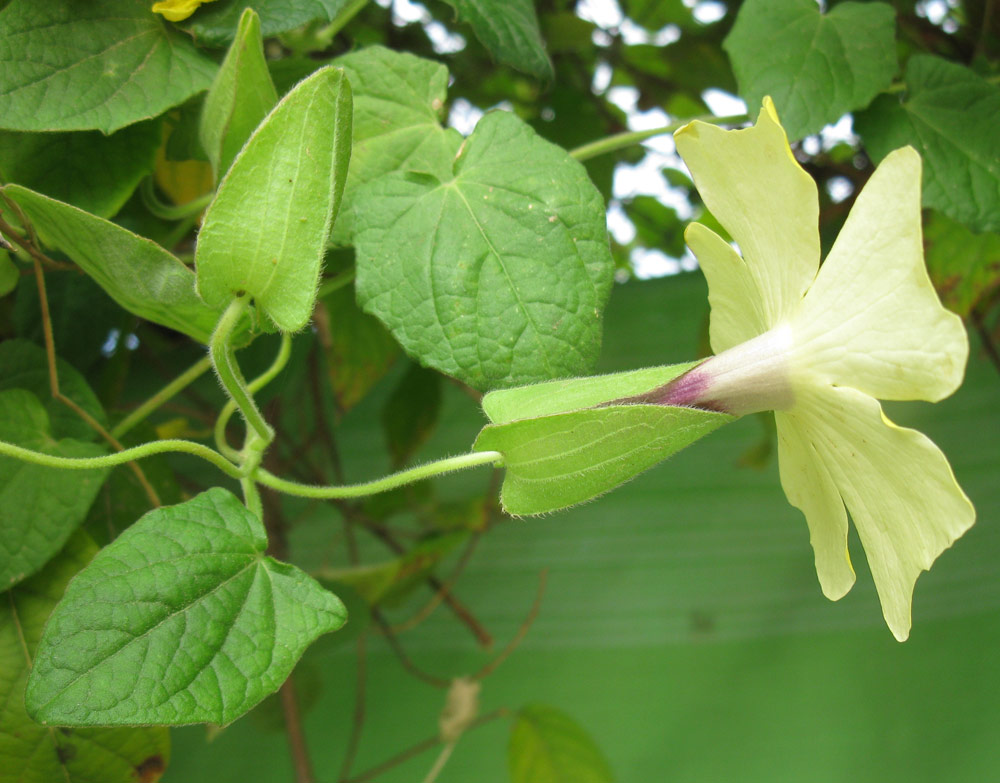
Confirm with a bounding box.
[25,488,348,726]
[199,8,278,181]
[331,46,462,244]
[0,389,108,588]
[0,532,171,783]
[186,0,357,47]
[923,210,1000,317]
[0,121,162,218]
[2,185,223,344]
[196,66,353,332]
[855,55,1000,233]
[382,363,443,467]
[355,110,614,390]
[0,0,217,133]
[440,0,553,80]
[724,0,897,140]
[509,704,614,783]
[0,338,108,441]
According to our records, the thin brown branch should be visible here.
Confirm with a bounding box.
[474,569,547,681]
[341,708,510,783]
[337,633,368,782]
[31,257,161,507]
[280,678,315,783]
[371,610,450,689]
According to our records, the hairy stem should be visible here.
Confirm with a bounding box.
[210,297,273,443]
[255,451,504,499]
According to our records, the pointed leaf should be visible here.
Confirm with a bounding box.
[475,403,730,515]
[0,121,162,218]
[0,532,171,783]
[25,488,347,726]
[355,110,614,390]
[0,0,217,133]
[0,390,108,588]
[196,66,353,332]
[332,46,463,244]
[855,55,1000,233]
[199,8,278,181]
[2,185,223,344]
[509,704,614,783]
[724,0,897,140]
[441,0,553,80]
[186,0,357,46]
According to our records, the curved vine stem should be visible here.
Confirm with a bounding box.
[0,437,243,479]
[255,451,505,499]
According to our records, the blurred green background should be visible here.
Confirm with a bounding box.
[165,271,1000,783]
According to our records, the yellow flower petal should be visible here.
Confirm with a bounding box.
[775,410,855,601]
[789,383,975,641]
[684,222,769,354]
[152,0,212,22]
[793,147,969,402]
[674,98,819,329]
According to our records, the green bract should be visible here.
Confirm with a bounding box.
[196,66,353,333]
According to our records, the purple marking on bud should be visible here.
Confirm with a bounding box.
[603,361,732,413]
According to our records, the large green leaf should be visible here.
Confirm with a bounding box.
[855,55,1000,233]
[0,121,161,218]
[331,46,463,244]
[0,390,108,589]
[509,704,614,783]
[0,532,171,783]
[25,488,348,726]
[475,402,730,516]
[441,0,553,80]
[196,66,353,332]
[724,0,897,140]
[199,8,278,181]
[2,185,222,343]
[0,0,217,133]
[0,339,107,441]
[923,211,1000,317]
[186,0,356,47]
[354,110,614,390]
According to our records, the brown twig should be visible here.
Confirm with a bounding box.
[473,569,547,681]
[340,708,510,783]
[337,633,368,782]
[31,257,161,508]
[371,610,450,689]
[280,679,315,783]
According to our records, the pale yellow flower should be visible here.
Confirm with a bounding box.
[152,0,217,22]
[659,98,975,641]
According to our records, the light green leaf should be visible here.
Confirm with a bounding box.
[0,0,217,133]
[354,110,614,390]
[475,402,730,515]
[199,8,278,181]
[0,339,107,441]
[25,488,348,727]
[331,46,463,244]
[923,210,1000,317]
[196,66,353,332]
[482,363,699,424]
[441,0,553,80]
[723,0,897,140]
[854,56,1000,233]
[187,0,357,47]
[2,185,223,344]
[0,390,108,589]
[0,532,171,783]
[0,251,15,296]
[509,704,614,783]
[0,121,161,219]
